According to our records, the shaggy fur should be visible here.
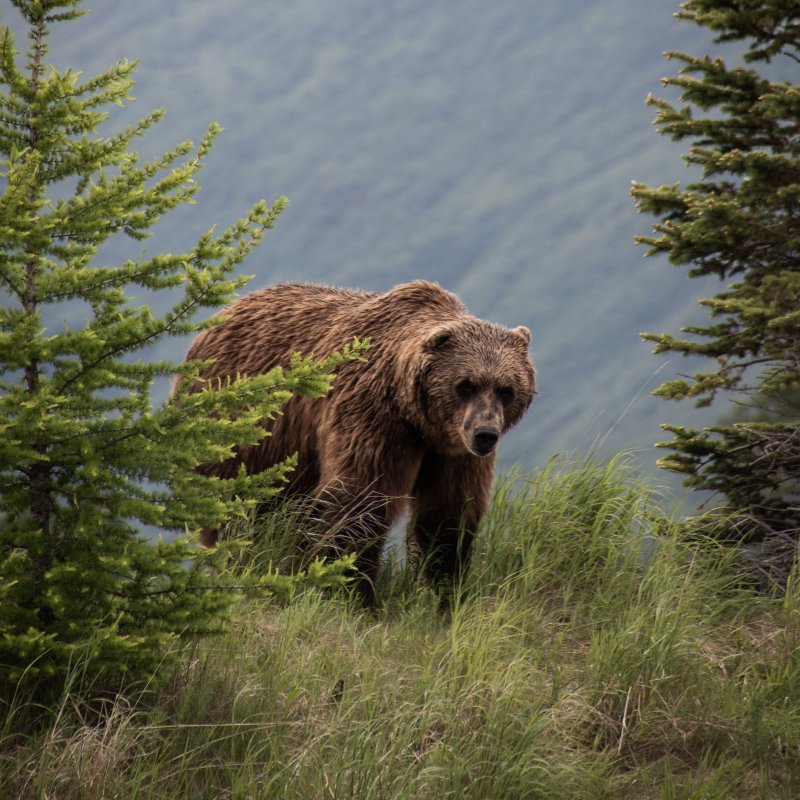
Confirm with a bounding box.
[178,280,536,605]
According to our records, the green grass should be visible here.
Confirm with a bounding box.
[3,456,800,799]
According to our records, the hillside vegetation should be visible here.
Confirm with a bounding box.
[3,457,799,799]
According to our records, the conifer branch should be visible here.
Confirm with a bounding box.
[635,0,800,560]
[0,1,355,690]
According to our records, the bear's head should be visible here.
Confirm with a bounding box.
[414,318,536,458]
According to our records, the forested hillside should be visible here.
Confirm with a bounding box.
[4,0,730,476]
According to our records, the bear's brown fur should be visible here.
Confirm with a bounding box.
[178,280,536,605]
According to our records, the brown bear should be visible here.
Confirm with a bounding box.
[179,280,536,606]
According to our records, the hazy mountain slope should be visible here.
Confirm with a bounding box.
[5,0,730,481]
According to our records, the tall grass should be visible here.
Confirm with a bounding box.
[2,456,799,799]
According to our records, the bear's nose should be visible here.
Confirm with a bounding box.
[474,427,500,455]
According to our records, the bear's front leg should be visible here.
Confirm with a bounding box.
[311,431,422,608]
[310,481,395,608]
[409,450,495,600]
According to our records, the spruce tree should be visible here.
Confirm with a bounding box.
[0,0,359,690]
[632,1,800,572]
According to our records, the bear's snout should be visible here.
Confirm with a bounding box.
[472,426,500,456]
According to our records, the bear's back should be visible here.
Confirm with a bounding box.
[181,280,467,387]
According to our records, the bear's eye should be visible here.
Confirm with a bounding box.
[497,386,514,406]
[455,379,477,401]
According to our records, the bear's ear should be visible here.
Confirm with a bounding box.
[512,325,532,346]
[424,324,455,351]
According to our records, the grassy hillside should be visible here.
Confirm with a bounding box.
[3,458,799,799]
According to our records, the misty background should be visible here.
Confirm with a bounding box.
[5,0,736,499]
